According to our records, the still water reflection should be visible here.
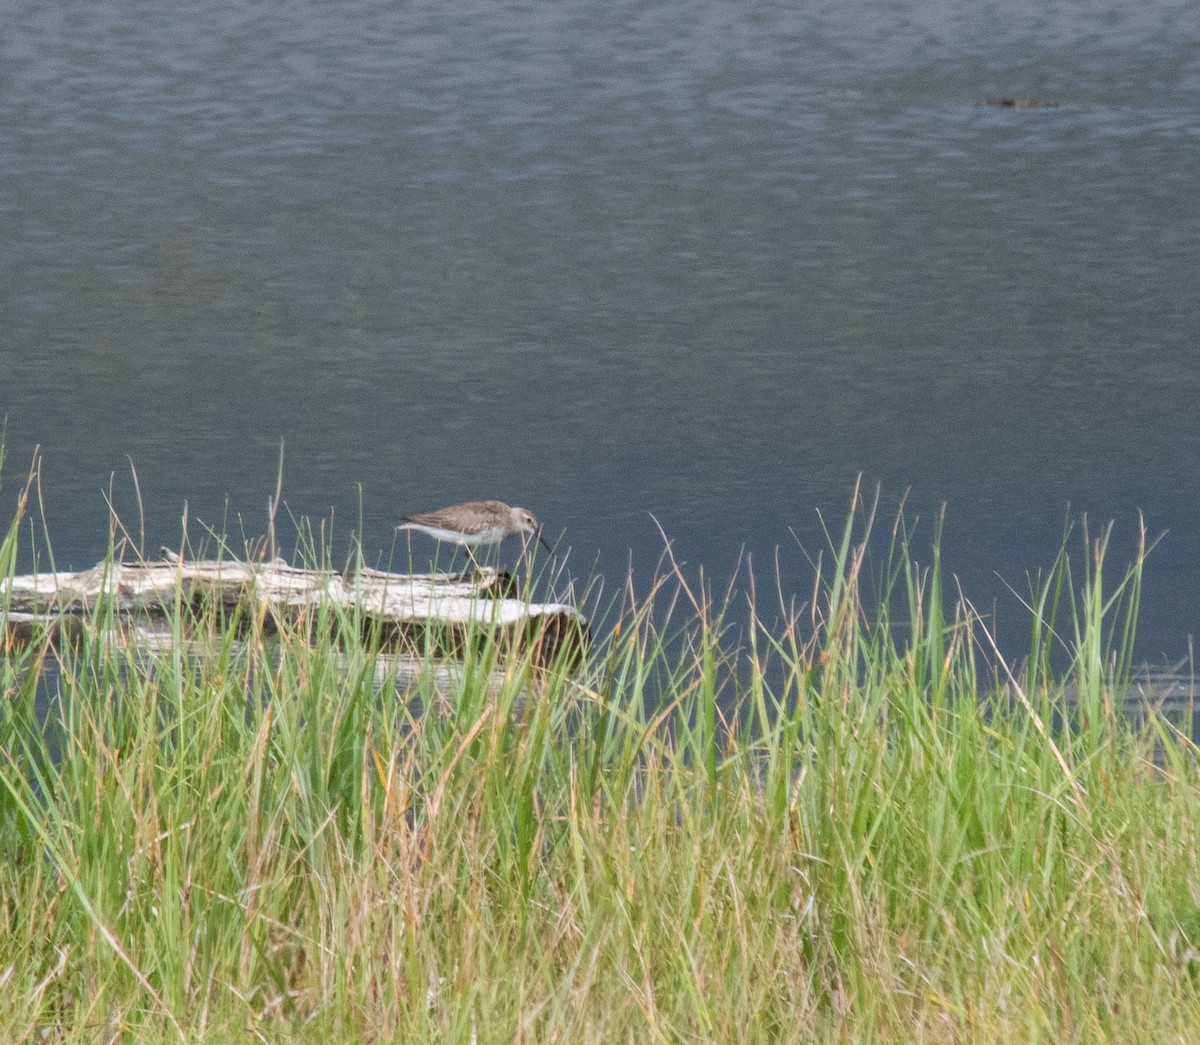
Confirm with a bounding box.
[2,0,1198,659]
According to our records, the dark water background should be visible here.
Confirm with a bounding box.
[2,0,1199,662]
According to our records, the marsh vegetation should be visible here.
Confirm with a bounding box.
[2,473,1198,1041]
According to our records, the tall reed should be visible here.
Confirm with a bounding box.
[1,480,1198,1041]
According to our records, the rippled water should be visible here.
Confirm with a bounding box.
[2,0,1199,658]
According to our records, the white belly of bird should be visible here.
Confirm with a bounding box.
[410,522,508,546]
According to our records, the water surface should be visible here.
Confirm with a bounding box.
[2,0,1199,659]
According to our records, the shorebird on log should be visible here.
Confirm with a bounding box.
[396,500,551,568]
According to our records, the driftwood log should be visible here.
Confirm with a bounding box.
[1,551,590,669]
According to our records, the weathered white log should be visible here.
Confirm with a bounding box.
[1,552,589,667]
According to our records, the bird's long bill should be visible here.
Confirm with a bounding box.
[535,530,552,553]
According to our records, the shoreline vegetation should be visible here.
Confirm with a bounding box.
[3,463,1200,1041]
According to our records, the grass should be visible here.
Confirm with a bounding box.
[2,472,1200,1042]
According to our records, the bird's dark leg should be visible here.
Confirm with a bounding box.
[452,544,481,581]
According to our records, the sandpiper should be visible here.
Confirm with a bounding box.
[396,500,551,564]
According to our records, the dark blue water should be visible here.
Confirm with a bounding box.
[2,0,1199,660]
